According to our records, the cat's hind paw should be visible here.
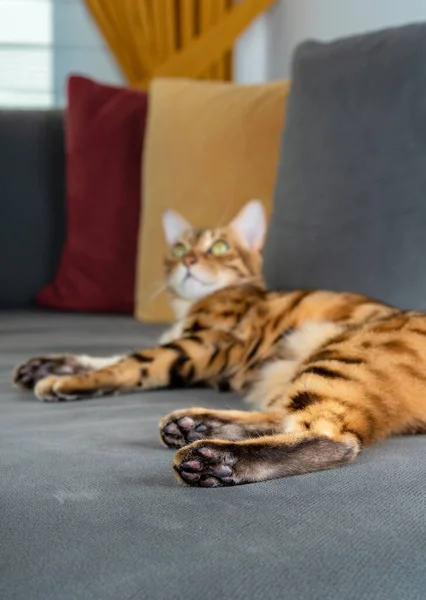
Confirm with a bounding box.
[173,441,238,487]
[160,411,213,449]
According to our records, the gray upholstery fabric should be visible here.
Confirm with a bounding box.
[2,312,426,600]
[264,23,426,311]
[0,110,66,309]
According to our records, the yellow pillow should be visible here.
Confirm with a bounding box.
[135,77,290,322]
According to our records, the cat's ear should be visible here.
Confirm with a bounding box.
[229,200,266,251]
[162,210,192,246]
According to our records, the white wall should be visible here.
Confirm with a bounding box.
[235,0,426,83]
[271,0,426,79]
[234,1,283,83]
[234,12,270,83]
[53,0,123,105]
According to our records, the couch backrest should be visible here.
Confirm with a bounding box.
[0,110,66,309]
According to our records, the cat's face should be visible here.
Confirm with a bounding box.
[162,201,266,301]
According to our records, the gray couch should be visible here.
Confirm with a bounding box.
[2,24,426,600]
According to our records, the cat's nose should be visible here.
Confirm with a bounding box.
[183,254,197,267]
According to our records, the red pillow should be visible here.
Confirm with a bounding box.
[37,75,148,313]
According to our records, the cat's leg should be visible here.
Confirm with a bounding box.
[159,408,287,448]
[13,354,124,391]
[173,345,379,486]
[31,330,246,402]
[173,431,359,487]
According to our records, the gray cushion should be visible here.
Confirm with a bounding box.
[2,311,426,600]
[0,110,66,309]
[264,23,426,311]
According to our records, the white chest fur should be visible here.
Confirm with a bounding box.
[246,320,344,409]
[159,297,194,345]
[283,321,344,362]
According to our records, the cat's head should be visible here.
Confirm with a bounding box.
[162,200,266,302]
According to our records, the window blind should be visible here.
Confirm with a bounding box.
[0,0,123,108]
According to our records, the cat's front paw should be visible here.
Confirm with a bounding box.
[34,374,114,402]
[34,375,102,402]
[173,441,239,487]
[13,354,82,391]
[34,376,79,402]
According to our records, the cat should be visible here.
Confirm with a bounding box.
[13,201,426,488]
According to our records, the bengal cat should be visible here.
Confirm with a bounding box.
[13,201,426,487]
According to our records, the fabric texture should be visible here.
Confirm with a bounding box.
[2,311,426,600]
[135,78,289,323]
[264,22,426,311]
[37,76,148,314]
[0,110,66,308]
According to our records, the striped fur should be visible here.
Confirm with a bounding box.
[13,203,426,487]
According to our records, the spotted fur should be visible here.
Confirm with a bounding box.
[13,201,426,487]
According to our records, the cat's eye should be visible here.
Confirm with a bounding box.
[172,243,188,258]
[210,240,229,256]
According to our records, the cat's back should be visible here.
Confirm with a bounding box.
[265,289,397,329]
[187,286,397,333]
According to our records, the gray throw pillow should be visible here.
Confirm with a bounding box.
[263,23,426,311]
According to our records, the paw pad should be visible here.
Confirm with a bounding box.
[174,443,237,487]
